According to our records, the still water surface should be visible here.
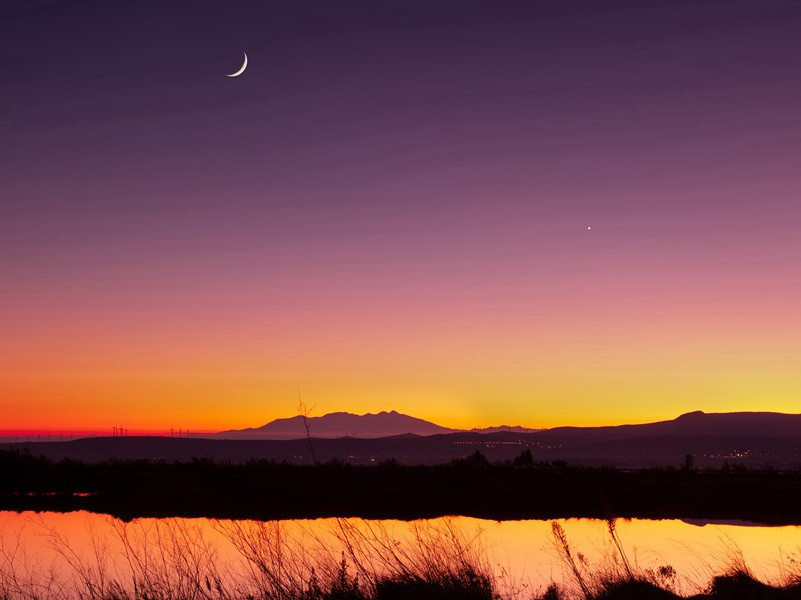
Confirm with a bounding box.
[1,511,801,597]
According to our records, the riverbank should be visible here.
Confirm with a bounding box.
[3,449,801,523]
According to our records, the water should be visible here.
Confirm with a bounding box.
[1,511,800,597]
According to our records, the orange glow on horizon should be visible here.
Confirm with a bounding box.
[3,229,800,432]
[4,0,801,444]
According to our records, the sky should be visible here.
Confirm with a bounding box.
[2,0,800,433]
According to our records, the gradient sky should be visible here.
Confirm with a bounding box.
[2,0,800,432]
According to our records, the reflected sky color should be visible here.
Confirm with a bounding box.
[3,512,801,597]
[2,1,800,430]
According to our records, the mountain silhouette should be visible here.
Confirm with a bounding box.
[469,425,543,434]
[533,410,801,446]
[9,410,801,467]
[216,410,458,439]
[215,409,800,441]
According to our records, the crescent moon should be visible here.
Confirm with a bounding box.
[226,52,248,77]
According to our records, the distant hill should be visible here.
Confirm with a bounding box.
[217,409,800,441]
[8,410,801,468]
[215,410,457,439]
[533,410,801,446]
[215,411,543,439]
[469,425,542,434]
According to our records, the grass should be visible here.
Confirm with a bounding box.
[0,517,500,600]
[543,518,801,599]
[3,515,801,599]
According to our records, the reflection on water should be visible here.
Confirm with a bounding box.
[1,511,801,598]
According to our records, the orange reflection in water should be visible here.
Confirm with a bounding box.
[1,512,801,598]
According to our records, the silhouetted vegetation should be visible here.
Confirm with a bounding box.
[0,515,501,600]
[3,449,801,523]
[3,511,801,599]
[537,518,801,599]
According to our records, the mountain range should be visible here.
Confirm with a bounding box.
[6,410,801,467]
[214,410,541,439]
[217,408,801,441]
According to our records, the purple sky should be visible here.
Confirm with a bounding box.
[2,0,801,430]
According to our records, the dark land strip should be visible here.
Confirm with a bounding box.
[2,449,801,523]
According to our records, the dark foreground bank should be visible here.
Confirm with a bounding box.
[2,449,801,523]
[547,574,801,599]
